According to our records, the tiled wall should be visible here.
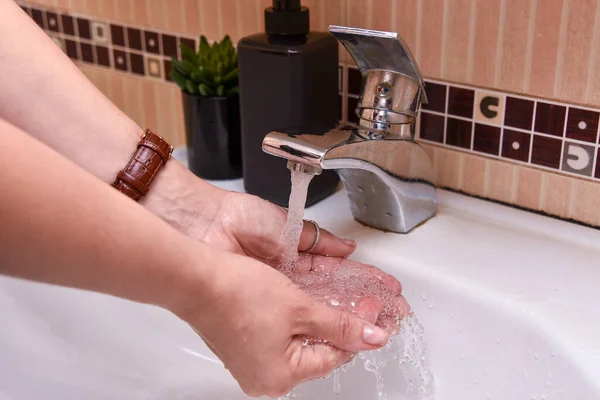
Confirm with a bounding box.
[16,0,600,228]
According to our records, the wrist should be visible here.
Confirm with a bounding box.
[140,160,226,236]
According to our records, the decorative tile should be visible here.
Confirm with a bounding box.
[347,96,359,124]
[91,21,109,44]
[474,90,505,125]
[80,42,94,63]
[65,39,78,60]
[534,102,566,136]
[61,15,75,36]
[179,37,196,54]
[447,86,474,118]
[146,56,163,79]
[30,8,45,29]
[46,12,59,32]
[565,107,599,143]
[348,68,362,96]
[113,49,129,72]
[596,149,600,179]
[127,27,143,51]
[562,141,595,176]
[96,45,110,67]
[144,31,160,54]
[110,24,126,47]
[77,18,91,39]
[446,117,472,149]
[163,59,173,81]
[419,112,445,143]
[504,96,534,130]
[129,53,145,75]
[501,129,531,162]
[161,34,178,57]
[422,82,447,113]
[50,36,66,53]
[531,135,562,169]
[19,5,30,16]
[473,123,501,155]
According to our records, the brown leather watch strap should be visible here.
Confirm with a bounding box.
[112,129,173,201]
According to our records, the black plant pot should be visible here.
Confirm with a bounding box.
[182,91,242,180]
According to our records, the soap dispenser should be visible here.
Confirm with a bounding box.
[237,0,340,207]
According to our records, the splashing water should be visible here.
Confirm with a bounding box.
[278,169,434,400]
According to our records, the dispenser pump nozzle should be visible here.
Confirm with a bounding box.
[265,0,309,36]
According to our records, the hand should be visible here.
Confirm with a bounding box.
[174,250,390,398]
[145,176,357,263]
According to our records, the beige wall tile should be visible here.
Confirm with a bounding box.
[472,0,500,88]
[346,0,371,28]
[65,0,88,14]
[301,0,321,31]
[556,0,597,103]
[569,179,600,226]
[123,76,145,128]
[542,173,574,218]
[419,0,444,78]
[109,73,126,113]
[462,153,486,195]
[370,0,393,32]
[221,0,240,41]
[146,0,168,31]
[515,166,542,210]
[199,0,221,40]
[443,0,472,82]
[237,0,260,39]
[165,0,185,32]
[529,0,563,98]
[170,84,187,146]
[585,5,600,105]
[154,82,175,144]
[436,147,462,189]
[182,0,202,35]
[112,0,131,24]
[142,79,159,132]
[484,158,514,203]
[498,0,532,92]
[393,0,419,57]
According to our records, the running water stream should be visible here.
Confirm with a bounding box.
[279,169,434,400]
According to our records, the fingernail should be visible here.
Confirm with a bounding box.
[341,238,356,246]
[362,323,388,345]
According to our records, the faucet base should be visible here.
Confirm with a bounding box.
[338,169,436,233]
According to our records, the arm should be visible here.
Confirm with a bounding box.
[0,118,388,397]
[0,0,356,259]
[0,0,221,232]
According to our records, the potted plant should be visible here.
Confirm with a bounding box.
[171,35,242,180]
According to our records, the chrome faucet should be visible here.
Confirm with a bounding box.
[262,25,437,233]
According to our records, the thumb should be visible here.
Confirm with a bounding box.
[301,303,389,353]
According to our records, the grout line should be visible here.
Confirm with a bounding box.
[553,0,570,98]
[440,0,450,78]
[466,0,477,82]
[390,0,397,34]
[584,0,600,103]
[415,0,423,63]
[443,77,450,144]
[529,100,538,162]
[493,0,507,87]
[523,0,537,92]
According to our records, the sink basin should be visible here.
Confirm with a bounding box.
[2,178,600,399]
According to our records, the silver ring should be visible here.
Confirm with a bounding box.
[305,220,321,253]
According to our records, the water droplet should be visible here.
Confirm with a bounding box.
[550,352,556,358]
[460,355,466,360]
[357,186,364,192]
[496,339,501,344]
[474,379,480,385]
[517,292,523,299]
[546,380,551,387]
[333,369,341,395]
[486,394,491,399]
[384,212,393,218]
[428,303,434,310]
[421,293,427,301]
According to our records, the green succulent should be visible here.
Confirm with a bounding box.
[170,35,238,98]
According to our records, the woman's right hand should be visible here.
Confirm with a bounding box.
[170,249,389,398]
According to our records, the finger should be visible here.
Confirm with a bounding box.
[354,297,384,324]
[298,221,356,257]
[299,302,388,353]
[291,339,354,384]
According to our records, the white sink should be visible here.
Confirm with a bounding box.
[2,179,600,400]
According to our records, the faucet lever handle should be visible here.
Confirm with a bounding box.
[329,25,427,124]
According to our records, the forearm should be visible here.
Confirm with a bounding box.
[0,118,210,312]
[0,0,222,233]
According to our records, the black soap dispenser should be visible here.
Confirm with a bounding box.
[237,0,340,207]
